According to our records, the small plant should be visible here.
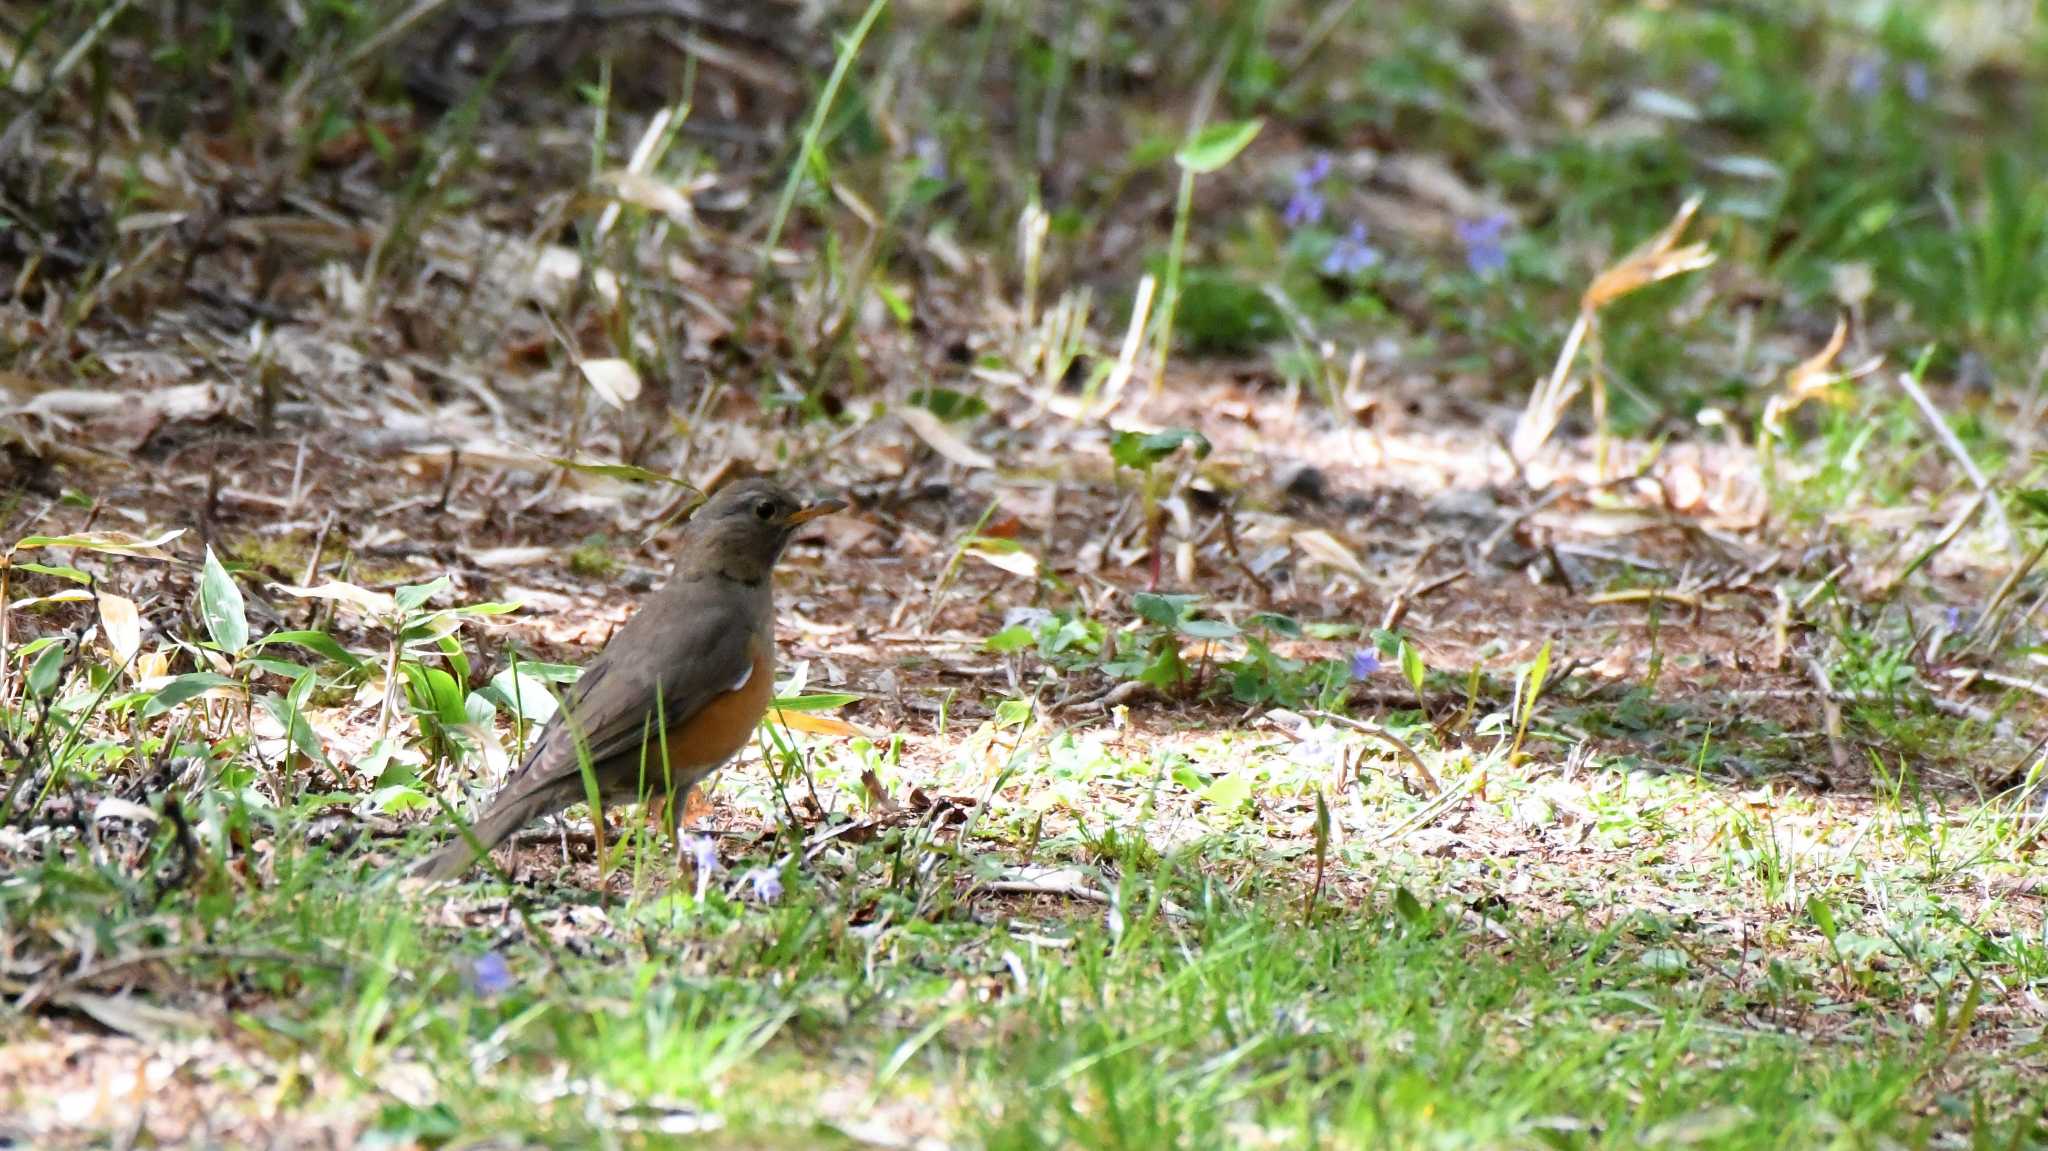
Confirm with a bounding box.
[1110,427,1210,588]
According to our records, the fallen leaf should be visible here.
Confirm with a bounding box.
[471,546,556,568]
[8,529,185,559]
[580,358,643,409]
[96,592,142,671]
[1293,529,1370,581]
[860,767,901,813]
[896,406,995,470]
[771,710,873,737]
[271,581,397,616]
[967,545,1039,577]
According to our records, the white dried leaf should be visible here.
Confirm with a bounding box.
[580,358,643,409]
[967,546,1039,577]
[96,592,142,669]
[271,581,397,616]
[1293,529,1370,581]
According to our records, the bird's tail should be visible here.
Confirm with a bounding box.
[408,783,564,882]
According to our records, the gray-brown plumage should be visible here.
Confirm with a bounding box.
[410,478,843,881]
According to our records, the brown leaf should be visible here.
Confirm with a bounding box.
[896,406,995,470]
[860,767,900,814]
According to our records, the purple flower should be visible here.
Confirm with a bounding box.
[1350,650,1382,679]
[1282,153,1332,229]
[685,834,719,874]
[1944,606,1962,630]
[1455,213,1510,276]
[1847,54,1884,97]
[1901,61,1930,104]
[914,135,947,182]
[1283,186,1326,228]
[743,867,783,903]
[467,951,513,997]
[1689,61,1723,93]
[1320,223,1381,277]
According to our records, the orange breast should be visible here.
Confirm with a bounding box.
[665,642,775,770]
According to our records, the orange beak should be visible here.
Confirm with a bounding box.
[783,498,847,526]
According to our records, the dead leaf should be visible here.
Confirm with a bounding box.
[580,359,643,410]
[1293,529,1370,581]
[270,581,397,616]
[773,710,873,737]
[599,169,710,229]
[860,767,901,813]
[897,406,995,470]
[96,592,142,671]
[471,546,556,569]
[966,546,1039,577]
[7,528,185,559]
[1581,194,1717,311]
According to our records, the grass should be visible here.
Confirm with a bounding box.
[5,693,2043,1146]
[6,0,2048,1146]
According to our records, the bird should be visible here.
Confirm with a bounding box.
[410,476,844,881]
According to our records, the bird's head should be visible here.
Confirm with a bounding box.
[684,477,844,580]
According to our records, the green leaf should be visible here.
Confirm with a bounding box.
[26,641,68,698]
[1199,770,1253,810]
[1111,428,1212,471]
[1135,643,1189,691]
[437,632,471,683]
[241,657,311,681]
[200,547,248,653]
[484,668,561,727]
[259,691,328,766]
[10,562,90,584]
[253,630,363,669]
[1392,886,1428,925]
[1398,640,1426,694]
[1521,640,1554,725]
[450,600,523,617]
[1132,592,1199,627]
[909,387,989,422]
[542,455,695,487]
[1177,617,1238,640]
[1244,612,1302,637]
[403,663,469,727]
[142,667,243,712]
[770,692,862,712]
[985,625,1035,653]
[504,659,584,684]
[11,528,184,558]
[1174,118,1263,174]
[394,578,451,614]
[398,613,463,647]
[1806,895,1839,942]
[2013,489,2048,522]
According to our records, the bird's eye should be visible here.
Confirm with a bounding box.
[753,500,777,521]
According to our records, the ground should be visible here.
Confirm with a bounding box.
[2,2,2047,1148]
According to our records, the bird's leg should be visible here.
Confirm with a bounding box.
[665,781,698,879]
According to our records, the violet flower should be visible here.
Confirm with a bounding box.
[914,135,947,182]
[1901,61,1930,104]
[685,834,719,874]
[1320,223,1381,277]
[1283,153,1331,229]
[1455,213,1510,276]
[467,951,513,998]
[743,867,784,904]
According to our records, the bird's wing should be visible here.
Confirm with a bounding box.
[512,576,761,791]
